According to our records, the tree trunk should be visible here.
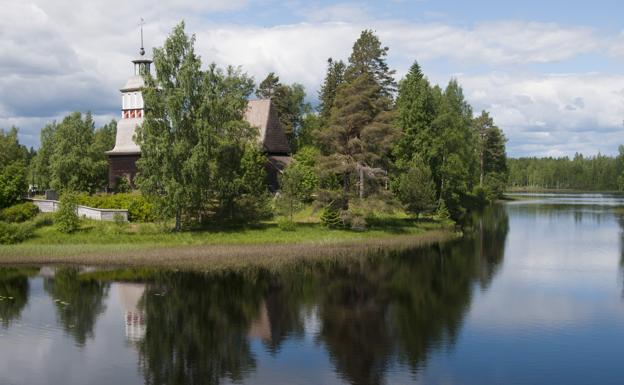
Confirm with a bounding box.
[175,209,181,232]
[480,149,485,187]
[359,166,364,200]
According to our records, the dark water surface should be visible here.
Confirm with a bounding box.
[1,194,624,385]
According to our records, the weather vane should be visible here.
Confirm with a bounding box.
[139,18,145,56]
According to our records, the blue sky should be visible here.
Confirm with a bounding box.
[1,0,624,157]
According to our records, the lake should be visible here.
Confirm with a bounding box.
[1,193,623,385]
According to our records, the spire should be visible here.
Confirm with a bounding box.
[139,18,145,56]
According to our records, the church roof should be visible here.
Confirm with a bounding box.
[245,99,290,155]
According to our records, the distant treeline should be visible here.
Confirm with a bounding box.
[508,150,624,191]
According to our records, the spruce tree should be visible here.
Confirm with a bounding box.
[318,58,346,123]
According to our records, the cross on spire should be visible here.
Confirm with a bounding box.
[139,18,145,56]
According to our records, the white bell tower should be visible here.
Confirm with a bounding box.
[106,20,151,187]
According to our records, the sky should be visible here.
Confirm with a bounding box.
[1,0,624,157]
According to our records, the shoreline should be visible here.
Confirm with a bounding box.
[0,228,458,271]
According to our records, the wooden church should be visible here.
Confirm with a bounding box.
[107,43,291,191]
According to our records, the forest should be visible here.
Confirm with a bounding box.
[0,21,507,238]
[508,149,624,191]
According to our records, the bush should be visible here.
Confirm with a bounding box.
[75,192,155,222]
[320,207,343,229]
[1,202,39,223]
[277,217,296,231]
[0,221,34,244]
[56,193,80,234]
[435,200,451,221]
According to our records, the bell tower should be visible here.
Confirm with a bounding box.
[106,19,152,188]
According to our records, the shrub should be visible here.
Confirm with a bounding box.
[32,214,54,228]
[75,192,155,222]
[277,217,296,231]
[1,202,39,223]
[435,200,451,221]
[56,193,80,233]
[0,221,34,244]
[320,207,343,229]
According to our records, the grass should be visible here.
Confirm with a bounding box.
[0,210,457,271]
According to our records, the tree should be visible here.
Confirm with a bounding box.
[255,72,280,99]
[317,72,397,208]
[393,155,436,218]
[474,111,507,189]
[49,112,107,193]
[256,73,309,150]
[136,22,266,230]
[345,29,396,97]
[30,122,57,189]
[394,61,437,170]
[56,193,80,233]
[318,58,346,123]
[276,164,306,223]
[0,127,28,208]
[316,30,398,210]
[432,80,478,219]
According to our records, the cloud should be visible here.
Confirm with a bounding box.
[0,0,620,156]
[456,72,624,156]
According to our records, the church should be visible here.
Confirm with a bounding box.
[106,43,291,191]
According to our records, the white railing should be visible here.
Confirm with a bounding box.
[28,199,129,222]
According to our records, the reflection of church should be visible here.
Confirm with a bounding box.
[106,28,291,190]
[117,283,146,343]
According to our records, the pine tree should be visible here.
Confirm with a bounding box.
[346,30,397,97]
[255,72,280,99]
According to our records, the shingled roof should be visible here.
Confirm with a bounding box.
[245,99,291,155]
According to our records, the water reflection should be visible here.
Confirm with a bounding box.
[134,205,510,385]
[0,268,35,328]
[43,268,110,346]
[0,204,510,385]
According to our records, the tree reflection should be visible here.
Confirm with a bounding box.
[138,272,266,385]
[43,267,109,346]
[315,204,509,384]
[134,205,509,385]
[0,268,36,328]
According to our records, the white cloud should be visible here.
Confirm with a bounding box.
[456,72,624,156]
[0,0,620,156]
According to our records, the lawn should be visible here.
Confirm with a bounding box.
[0,211,457,270]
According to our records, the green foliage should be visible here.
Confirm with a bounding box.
[392,155,436,217]
[0,221,34,244]
[56,193,80,234]
[483,172,507,200]
[277,164,307,222]
[346,29,397,97]
[320,207,343,229]
[509,152,624,191]
[114,176,131,193]
[1,202,39,223]
[435,200,450,220]
[256,72,310,150]
[75,193,155,222]
[136,22,265,230]
[0,127,28,209]
[277,217,296,231]
[290,147,319,202]
[44,112,115,193]
[318,58,346,124]
[0,161,27,209]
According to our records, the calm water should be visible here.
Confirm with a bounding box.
[1,194,624,385]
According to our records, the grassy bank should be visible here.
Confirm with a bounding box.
[0,212,457,270]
